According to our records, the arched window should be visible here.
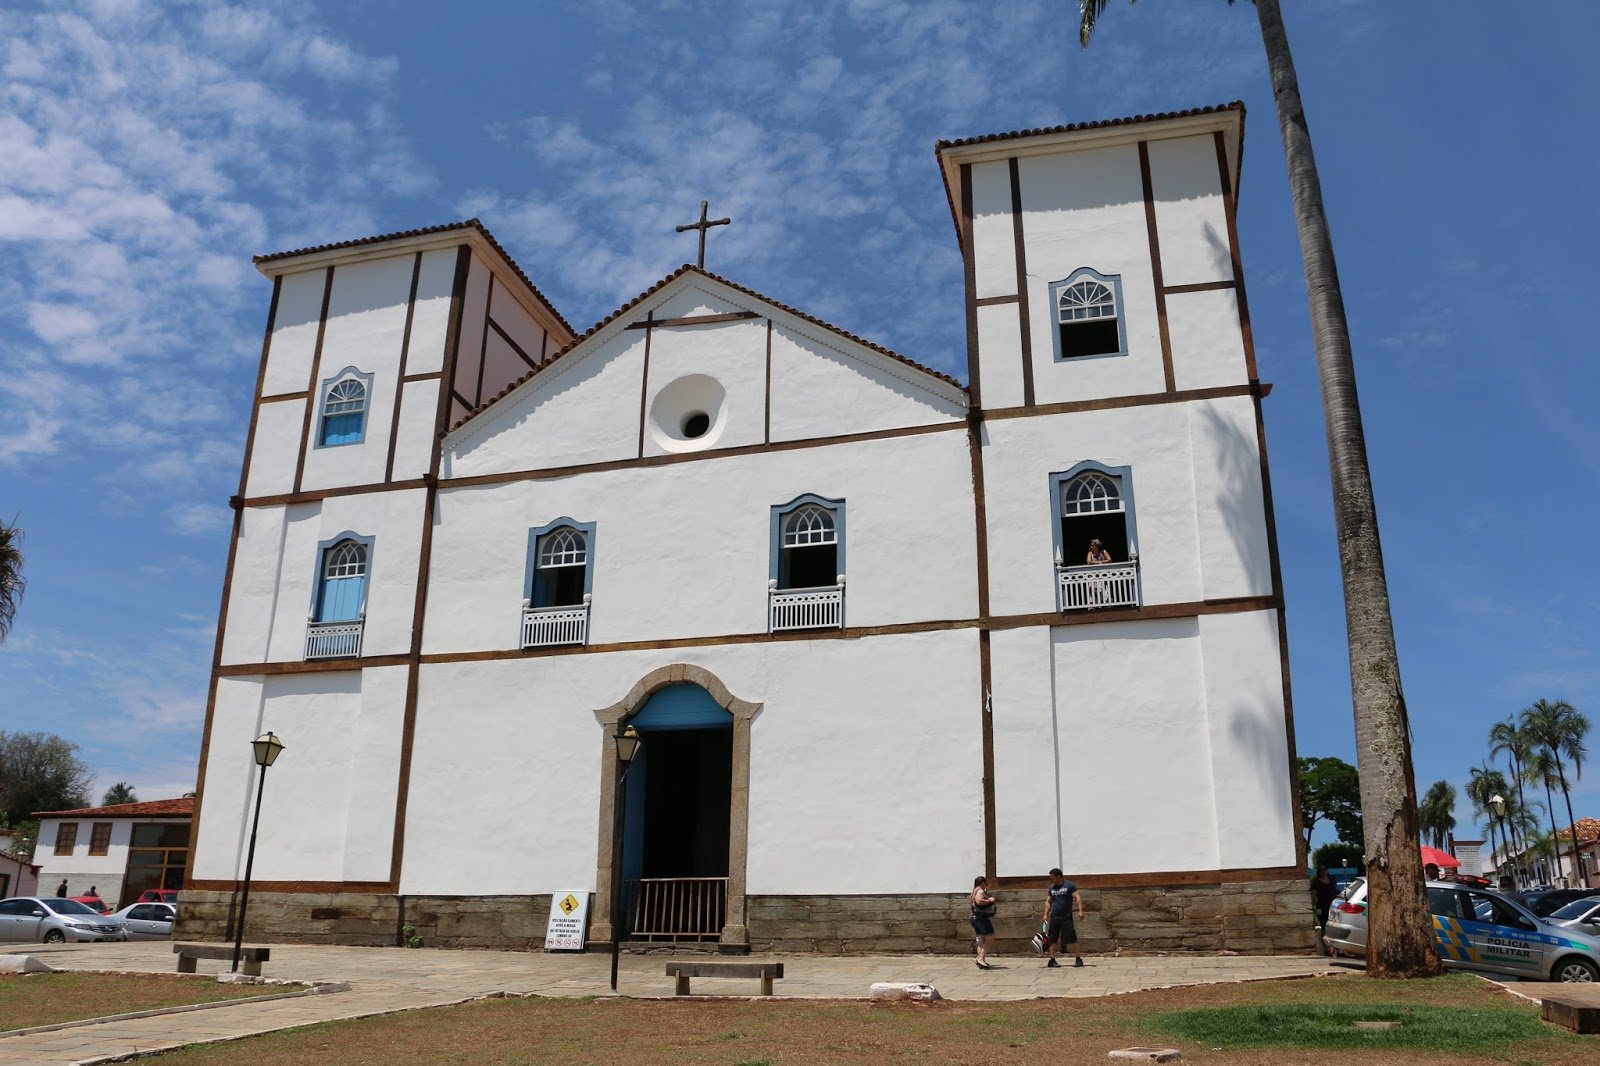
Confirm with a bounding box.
[530,522,593,608]
[316,538,369,622]
[1055,468,1132,566]
[773,498,842,590]
[1051,269,1126,360]
[317,369,370,446]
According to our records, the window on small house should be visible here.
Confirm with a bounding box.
[55,822,78,855]
[317,371,369,446]
[533,526,589,608]
[89,823,112,856]
[315,539,369,622]
[778,502,840,590]
[1058,470,1131,566]
[1053,270,1125,360]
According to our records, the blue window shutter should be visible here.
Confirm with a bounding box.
[318,575,365,621]
[627,684,732,731]
[320,411,363,445]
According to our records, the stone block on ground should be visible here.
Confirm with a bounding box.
[0,954,56,974]
[1107,1048,1182,1062]
[869,982,941,1002]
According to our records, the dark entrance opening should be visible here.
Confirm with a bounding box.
[618,684,733,941]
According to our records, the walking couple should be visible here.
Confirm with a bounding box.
[969,868,1086,970]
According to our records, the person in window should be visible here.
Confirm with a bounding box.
[1086,539,1113,606]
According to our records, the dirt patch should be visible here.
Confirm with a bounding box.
[0,971,273,1032]
[152,973,1588,1065]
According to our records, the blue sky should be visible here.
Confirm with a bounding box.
[1,1,1596,848]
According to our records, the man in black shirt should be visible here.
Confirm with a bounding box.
[1044,867,1086,968]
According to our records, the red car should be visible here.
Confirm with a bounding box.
[138,889,179,905]
[69,894,110,914]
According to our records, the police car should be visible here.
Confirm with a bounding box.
[1323,879,1600,982]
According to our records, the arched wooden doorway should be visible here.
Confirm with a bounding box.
[592,664,760,949]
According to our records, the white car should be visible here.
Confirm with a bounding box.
[109,902,176,940]
[0,896,126,943]
[1545,895,1600,934]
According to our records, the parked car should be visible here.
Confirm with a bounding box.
[137,889,179,905]
[1323,880,1600,982]
[109,902,176,940]
[1516,888,1597,917]
[1545,896,1600,933]
[0,897,126,943]
[69,895,110,914]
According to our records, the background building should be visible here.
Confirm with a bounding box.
[34,799,192,909]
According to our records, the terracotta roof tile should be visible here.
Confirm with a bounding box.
[33,798,193,819]
[448,264,966,434]
[252,219,576,337]
[934,101,1244,152]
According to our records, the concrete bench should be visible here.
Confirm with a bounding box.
[173,942,271,977]
[664,960,784,997]
[1540,988,1600,1033]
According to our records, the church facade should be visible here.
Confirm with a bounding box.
[183,103,1316,955]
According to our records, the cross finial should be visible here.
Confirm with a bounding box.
[675,199,731,269]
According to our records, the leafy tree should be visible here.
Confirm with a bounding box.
[1297,756,1363,856]
[1312,842,1363,873]
[0,514,22,643]
[1079,0,1435,977]
[101,782,138,806]
[1418,781,1456,850]
[0,732,94,826]
[1520,699,1590,883]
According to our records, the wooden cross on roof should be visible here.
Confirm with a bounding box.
[675,200,731,268]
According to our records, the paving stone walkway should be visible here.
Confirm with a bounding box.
[1,942,1339,1064]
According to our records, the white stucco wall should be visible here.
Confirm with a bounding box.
[1016,145,1164,405]
[244,400,305,498]
[1148,134,1233,289]
[260,269,327,397]
[190,668,405,884]
[980,395,1272,618]
[970,158,1017,300]
[425,428,977,653]
[399,629,983,896]
[219,489,424,666]
[444,274,965,478]
[1168,288,1248,392]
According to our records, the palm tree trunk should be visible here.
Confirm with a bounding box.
[1541,775,1559,880]
[1509,752,1530,871]
[1555,761,1582,884]
[1253,0,1438,977]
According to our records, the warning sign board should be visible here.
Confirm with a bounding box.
[544,891,590,951]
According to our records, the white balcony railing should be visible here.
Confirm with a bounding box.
[305,618,364,660]
[769,580,845,632]
[1057,561,1140,612]
[521,599,590,648]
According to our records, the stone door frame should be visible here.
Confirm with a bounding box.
[591,663,762,949]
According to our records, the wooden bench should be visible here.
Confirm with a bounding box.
[1540,988,1600,1033]
[664,960,784,997]
[173,943,271,977]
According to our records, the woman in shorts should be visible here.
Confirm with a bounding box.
[970,875,998,969]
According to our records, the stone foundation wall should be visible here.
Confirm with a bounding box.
[747,879,1317,956]
[175,891,554,950]
[177,878,1316,956]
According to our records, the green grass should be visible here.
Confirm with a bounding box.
[1150,1002,1556,1052]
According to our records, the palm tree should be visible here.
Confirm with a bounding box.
[1520,699,1590,883]
[0,515,23,643]
[1466,766,1504,879]
[101,783,138,806]
[1079,0,1437,977]
[1487,717,1533,863]
[1419,781,1456,850]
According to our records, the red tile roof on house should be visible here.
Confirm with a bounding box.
[448,263,967,434]
[1559,817,1600,847]
[33,798,193,819]
[252,218,576,337]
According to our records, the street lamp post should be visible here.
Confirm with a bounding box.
[233,731,285,974]
[609,724,642,993]
[1489,794,1513,889]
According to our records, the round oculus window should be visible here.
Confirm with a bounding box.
[681,411,711,439]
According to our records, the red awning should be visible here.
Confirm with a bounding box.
[1420,845,1461,869]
